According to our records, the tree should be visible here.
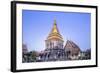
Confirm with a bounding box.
[30,51,39,62]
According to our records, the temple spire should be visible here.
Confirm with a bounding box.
[54,19,56,25]
[45,19,64,50]
[51,19,59,34]
[46,19,63,41]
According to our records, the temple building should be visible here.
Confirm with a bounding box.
[64,40,80,60]
[64,40,80,55]
[45,19,64,49]
[37,19,81,61]
[38,20,66,61]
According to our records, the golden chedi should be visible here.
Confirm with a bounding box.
[45,19,64,49]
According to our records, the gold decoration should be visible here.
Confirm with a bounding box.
[46,19,63,41]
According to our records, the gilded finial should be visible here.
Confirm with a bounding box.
[54,18,57,25]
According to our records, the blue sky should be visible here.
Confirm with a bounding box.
[22,10,91,52]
